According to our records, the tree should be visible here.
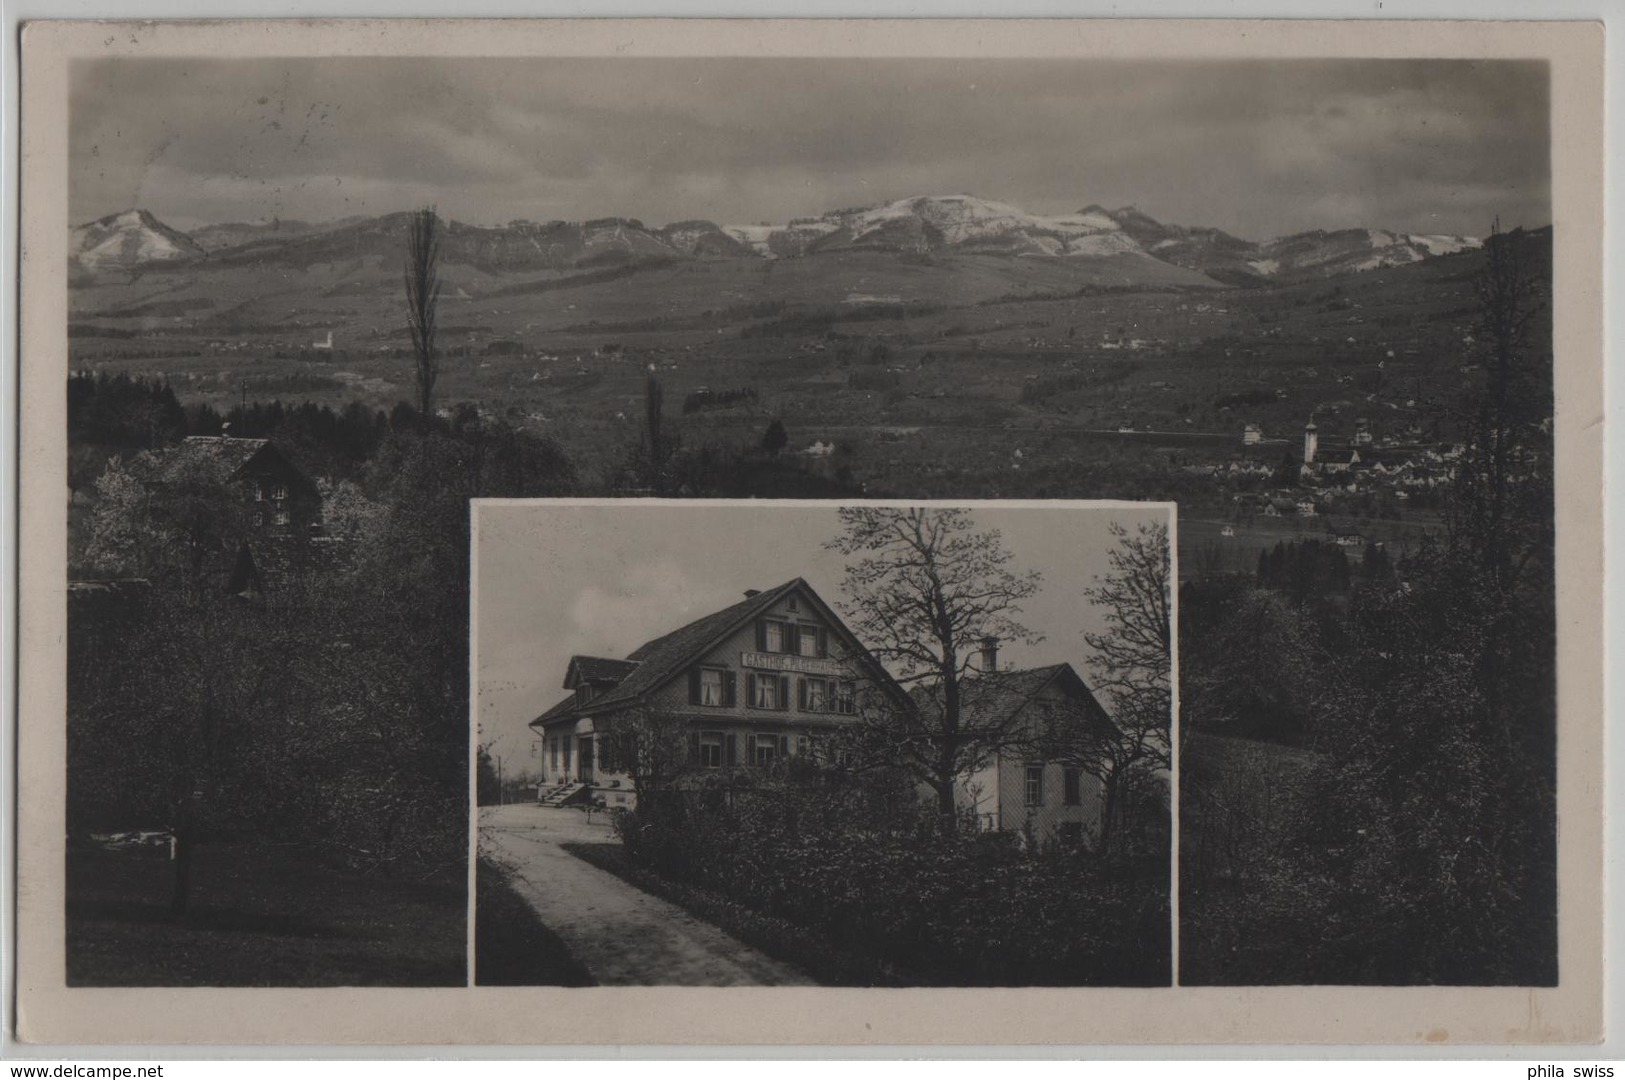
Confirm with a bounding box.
[595,707,695,804]
[762,418,788,457]
[83,450,252,593]
[1451,220,1550,592]
[405,207,444,422]
[826,507,1042,833]
[1050,522,1172,852]
[620,374,687,494]
[69,587,306,914]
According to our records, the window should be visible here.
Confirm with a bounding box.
[763,620,787,653]
[255,483,265,503]
[797,624,822,658]
[699,732,724,769]
[253,511,264,528]
[272,483,289,501]
[835,681,857,715]
[796,734,810,757]
[700,668,724,706]
[801,678,829,712]
[274,509,291,527]
[753,734,778,767]
[786,596,798,612]
[689,667,735,707]
[753,674,781,710]
[549,737,558,771]
[1063,767,1082,807]
[1025,765,1044,807]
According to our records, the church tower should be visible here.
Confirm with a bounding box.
[1303,420,1319,466]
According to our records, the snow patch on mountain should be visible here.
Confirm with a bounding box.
[72,209,205,272]
[721,224,778,255]
[728,195,1143,258]
[1410,234,1482,257]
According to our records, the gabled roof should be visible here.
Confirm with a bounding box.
[565,655,640,688]
[910,662,1115,734]
[140,436,309,488]
[529,576,909,731]
[532,693,583,728]
[157,436,270,481]
[583,578,807,715]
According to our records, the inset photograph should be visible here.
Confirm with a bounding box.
[474,501,1172,987]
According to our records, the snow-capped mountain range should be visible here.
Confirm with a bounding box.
[721,196,1144,259]
[70,194,1484,284]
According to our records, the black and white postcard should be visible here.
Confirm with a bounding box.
[474,500,1173,989]
[12,17,1605,1046]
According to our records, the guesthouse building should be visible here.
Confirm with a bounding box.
[529,577,908,810]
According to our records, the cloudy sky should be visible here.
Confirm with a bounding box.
[71,58,1548,239]
[474,502,1170,770]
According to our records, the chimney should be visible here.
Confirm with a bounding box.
[743,589,761,598]
[979,636,1000,672]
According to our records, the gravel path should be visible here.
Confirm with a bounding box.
[478,803,814,986]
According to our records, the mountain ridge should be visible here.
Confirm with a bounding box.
[71,195,1487,285]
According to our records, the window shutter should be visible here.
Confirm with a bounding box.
[787,623,800,655]
[779,675,791,711]
[780,734,790,756]
[725,734,738,766]
[746,673,757,707]
[797,677,807,710]
[817,627,829,658]
[689,731,701,764]
[755,619,767,651]
[723,670,737,707]
[688,668,702,706]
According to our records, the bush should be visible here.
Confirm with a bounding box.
[614,772,1168,986]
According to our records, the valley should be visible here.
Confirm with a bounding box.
[66,196,1547,568]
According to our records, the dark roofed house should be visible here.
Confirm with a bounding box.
[913,639,1118,845]
[136,436,338,597]
[529,578,908,810]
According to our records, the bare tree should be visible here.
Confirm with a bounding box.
[827,507,1042,833]
[1047,521,1172,851]
[405,207,443,423]
[595,706,695,803]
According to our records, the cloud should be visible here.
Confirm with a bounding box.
[567,558,712,658]
[72,57,1550,248]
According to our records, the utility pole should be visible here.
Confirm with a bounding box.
[496,755,504,806]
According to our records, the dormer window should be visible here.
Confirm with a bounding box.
[273,483,289,502]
